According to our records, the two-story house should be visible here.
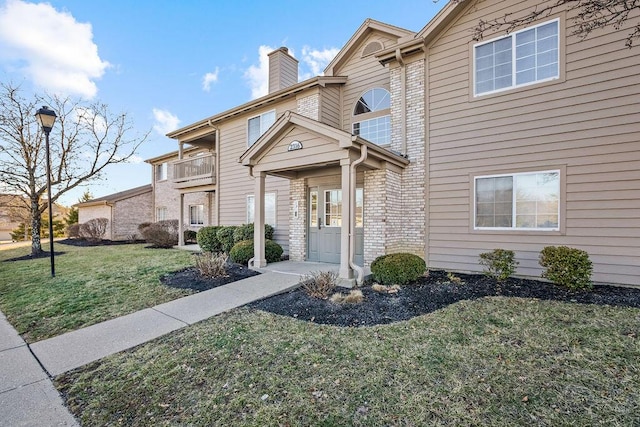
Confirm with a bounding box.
[140,0,639,286]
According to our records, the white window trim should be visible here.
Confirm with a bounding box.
[189,204,205,226]
[156,206,168,222]
[246,193,277,226]
[247,109,276,147]
[473,18,560,97]
[352,88,391,146]
[474,169,560,231]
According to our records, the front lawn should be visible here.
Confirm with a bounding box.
[57,299,640,426]
[0,243,194,342]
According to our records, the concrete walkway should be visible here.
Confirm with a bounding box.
[0,262,321,426]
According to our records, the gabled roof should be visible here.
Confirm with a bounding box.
[323,18,415,77]
[376,1,470,64]
[75,184,152,208]
[239,111,409,174]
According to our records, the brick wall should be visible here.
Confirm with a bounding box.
[388,58,426,258]
[112,192,153,240]
[289,178,307,261]
[296,94,320,120]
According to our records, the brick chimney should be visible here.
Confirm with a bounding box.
[268,47,299,93]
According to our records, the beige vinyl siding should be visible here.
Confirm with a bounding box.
[338,32,396,134]
[217,102,295,253]
[426,0,640,285]
[320,85,341,129]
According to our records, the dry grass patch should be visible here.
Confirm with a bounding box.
[56,298,640,426]
[0,244,194,342]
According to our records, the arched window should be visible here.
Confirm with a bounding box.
[353,88,390,145]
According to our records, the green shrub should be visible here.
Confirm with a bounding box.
[539,246,593,290]
[229,239,283,265]
[479,249,518,282]
[265,239,284,263]
[184,230,197,244]
[197,226,223,252]
[229,240,254,265]
[370,253,426,286]
[233,223,275,243]
[216,226,238,253]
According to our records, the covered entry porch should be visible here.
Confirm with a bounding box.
[240,111,408,285]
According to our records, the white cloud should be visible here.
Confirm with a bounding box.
[202,67,220,92]
[74,107,107,135]
[0,0,110,99]
[300,46,339,80]
[152,108,180,135]
[243,45,275,99]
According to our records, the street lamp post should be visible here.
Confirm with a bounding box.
[35,106,57,277]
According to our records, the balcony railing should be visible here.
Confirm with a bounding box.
[172,154,216,189]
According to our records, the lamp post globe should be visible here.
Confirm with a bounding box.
[35,106,57,277]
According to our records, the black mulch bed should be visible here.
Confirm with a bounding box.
[160,264,260,292]
[248,270,640,327]
[58,238,146,247]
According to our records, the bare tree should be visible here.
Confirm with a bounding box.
[0,83,148,256]
[455,0,640,48]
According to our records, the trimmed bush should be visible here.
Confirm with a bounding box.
[233,223,275,243]
[229,240,254,265]
[79,218,109,242]
[140,220,179,248]
[539,246,593,290]
[137,222,152,233]
[229,239,283,265]
[479,249,518,282]
[371,253,426,286]
[197,226,223,253]
[216,226,238,254]
[184,230,197,244]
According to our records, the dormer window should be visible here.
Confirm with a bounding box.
[353,88,391,146]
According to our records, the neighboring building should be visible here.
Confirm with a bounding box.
[76,185,153,241]
[0,194,68,242]
[108,0,638,286]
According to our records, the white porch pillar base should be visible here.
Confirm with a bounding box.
[339,159,353,280]
[253,171,267,267]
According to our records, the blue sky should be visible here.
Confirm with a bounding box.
[0,0,446,206]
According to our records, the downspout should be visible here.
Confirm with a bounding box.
[349,144,367,285]
[207,119,220,226]
[396,48,407,156]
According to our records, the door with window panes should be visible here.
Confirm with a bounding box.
[308,187,364,265]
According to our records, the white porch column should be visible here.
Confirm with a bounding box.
[339,159,353,280]
[253,171,267,267]
[178,193,185,246]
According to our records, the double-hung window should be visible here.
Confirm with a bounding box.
[475,170,560,230]
[247,110,276,147]
[474,19,559,96]
[155,162,167,181]
[246,193,276,226]
[189,204,204,226]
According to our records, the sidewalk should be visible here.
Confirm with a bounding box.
[0,266,307,426]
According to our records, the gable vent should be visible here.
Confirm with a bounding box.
[362,41,383,57]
